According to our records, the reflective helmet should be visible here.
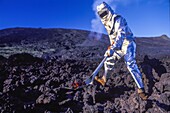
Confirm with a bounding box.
[97,2,114,20]
[97,2,115,34]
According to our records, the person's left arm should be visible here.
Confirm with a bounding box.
[105,17,127,56]
[110,16,127,50]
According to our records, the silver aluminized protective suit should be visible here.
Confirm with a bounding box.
[97,2,144,88]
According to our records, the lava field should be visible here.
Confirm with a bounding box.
[0,28,170,112]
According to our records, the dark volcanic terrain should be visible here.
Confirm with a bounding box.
[0,28,170,113]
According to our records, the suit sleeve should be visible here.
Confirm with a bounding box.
[110,17,127,50]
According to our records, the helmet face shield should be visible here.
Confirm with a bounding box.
[97,2,113,20]
[98,10,109,18]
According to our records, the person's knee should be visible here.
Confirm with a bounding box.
[126,58,137,69]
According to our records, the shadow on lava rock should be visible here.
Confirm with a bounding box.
[109,85,134,97]
[146,99,170,112]
[8,53,44,66]
[140,55,167,96]
[94,84,134,104]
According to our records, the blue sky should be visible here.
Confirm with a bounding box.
[0,0,169,37]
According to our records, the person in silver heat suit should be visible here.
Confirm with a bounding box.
[95,2,148,100]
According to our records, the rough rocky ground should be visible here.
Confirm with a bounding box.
[0,28,170,113]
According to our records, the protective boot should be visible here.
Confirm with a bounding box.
[138,88,148,100]
[95,76,106,86]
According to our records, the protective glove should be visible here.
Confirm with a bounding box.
[104,46,114,57]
